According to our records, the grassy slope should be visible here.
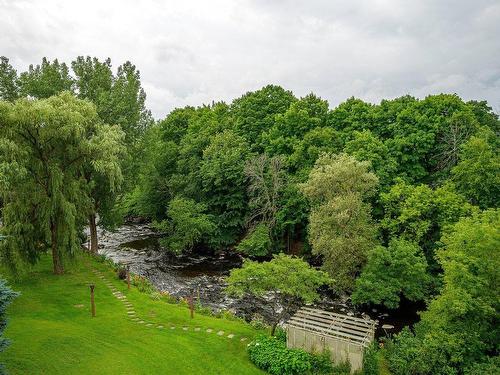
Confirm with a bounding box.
[1,254,265,374]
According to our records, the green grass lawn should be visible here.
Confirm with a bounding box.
[0,253,265,374]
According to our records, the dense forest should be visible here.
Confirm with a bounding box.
[0,56,499,374]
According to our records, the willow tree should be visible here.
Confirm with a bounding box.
[0,92,124,273]
[301,153,379,292]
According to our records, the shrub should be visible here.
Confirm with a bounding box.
[250,313,268,330]
[149,291,162,301]
[117,267,127,280]
[464,356,500,375]
[236,223,271,256]
[247,334,334,375]
[131,274,155,294]
[0,279,18,372]
[362,342,379,375]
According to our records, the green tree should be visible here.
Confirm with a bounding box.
[231,85,296,151]
[300,153,378,292]
[199,130,250,248]
[0,279,18,373]
[0,56,19,101]
[387,210,500,374]
[352,239,429,308]
[18,58,74,99]
[226,253,330,334]
[72,56,150,249]
[300,153,378,203]
[0,92,119,274]
[153,196,215,254]
[85,123,126,253]
[236,223,272,257]
[381,180,474,270]
[451,129,499,209]
[344,130,397,188]
[261,94,328,157]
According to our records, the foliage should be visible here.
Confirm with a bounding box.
[0,93,122,274]
[301,153,378,292]
[226,254,330,334]
[153,196,215,254]
[236,223,272,257]
[386,210,500,374]
[0,57,18,102]
[300,153,378,204]
[362,342,380,375]
[352,239,430,308]
[247,334,335,375]
[381,180,474,270]
[464,356,500,375]
[199,130,250,248]
[0,278,18,373]
[451,129,499,209]
[245,154,285,229]
[18,58,74,99]
[131,274,156,294]
[231,84,296,151]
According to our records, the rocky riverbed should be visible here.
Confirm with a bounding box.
[95,223,419,337]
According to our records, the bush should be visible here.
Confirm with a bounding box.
[464,356,500,375]
[0,279,18,372]
[149,291,162,301]
[250,313,268,330]
[131,274,155,294]
[247,335,334,375]
[362,342,379,375]
[236,224,271,256]
[117,267,127,280]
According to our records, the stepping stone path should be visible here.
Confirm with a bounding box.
[88,266,243,343]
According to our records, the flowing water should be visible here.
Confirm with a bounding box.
[96,223,420,338]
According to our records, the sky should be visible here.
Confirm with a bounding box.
[1,0,499,119]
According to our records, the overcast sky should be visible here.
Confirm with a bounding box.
[1,0,499,119]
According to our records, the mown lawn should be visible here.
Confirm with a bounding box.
[1,253,265,374]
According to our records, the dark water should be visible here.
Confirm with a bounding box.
[96,223,420,338]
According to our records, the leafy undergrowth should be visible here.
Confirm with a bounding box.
[0,253,265,374]
[247,330,349,375]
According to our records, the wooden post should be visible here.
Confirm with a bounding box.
[126,265,131,290]
[90,284,96,317]
[189,293,194,319]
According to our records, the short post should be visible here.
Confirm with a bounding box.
[90,284,96,317]
[189,293,194,319]
[126,265,131,290]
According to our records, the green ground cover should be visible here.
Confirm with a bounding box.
[0,253,265,374]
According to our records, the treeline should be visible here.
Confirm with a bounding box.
[0,56,499,374]
[126,84,499,374]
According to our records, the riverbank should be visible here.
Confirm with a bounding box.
[0,253,265,374]
[95,223,421,338]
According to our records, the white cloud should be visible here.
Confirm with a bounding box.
[1,0,499,118]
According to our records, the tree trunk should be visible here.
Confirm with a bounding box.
[50,221,64,275]
[88,213,98,253]
[271,322,278,336]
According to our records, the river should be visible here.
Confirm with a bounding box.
[95,223,420,338]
